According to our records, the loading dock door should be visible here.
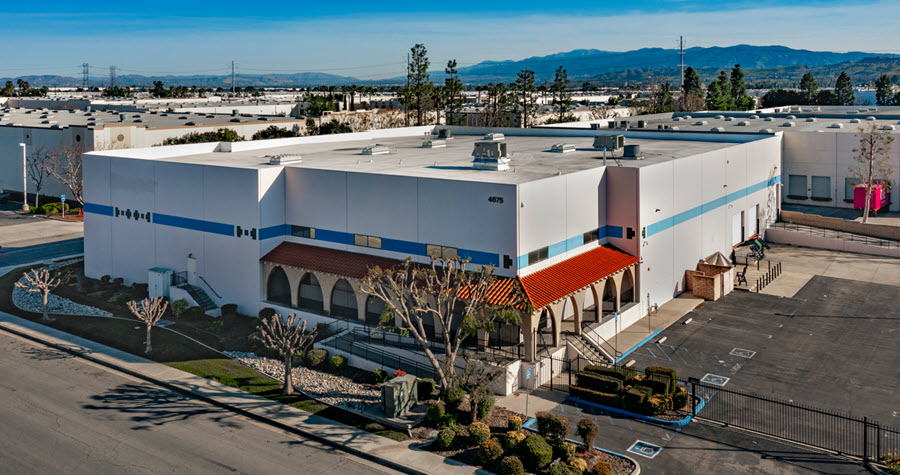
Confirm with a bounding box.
[746,206,758,237]
[732,213,742,246]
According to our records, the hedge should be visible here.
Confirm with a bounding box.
[548,463,582,475]
[570,385,622,407]
[645,366,678,394]
[576,371,623,393]
[426,404,445,426]
[622,386,648,412]
[643,373,671,396]
[583,364,637,381]
[535,411,570,440]
[520,434,553,471]
[673,387,690,409]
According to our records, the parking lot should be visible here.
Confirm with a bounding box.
[0,203,83,267]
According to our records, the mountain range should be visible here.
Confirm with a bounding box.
[3,45,898,88]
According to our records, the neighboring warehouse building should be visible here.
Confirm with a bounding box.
[555,106,900,213]
[0,105,307,198]
[83,125,781,389]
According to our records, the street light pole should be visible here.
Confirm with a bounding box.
[19,143,28,211]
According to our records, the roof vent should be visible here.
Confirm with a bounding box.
[850,118,861,123]
[710,127,725,132]
[806,117,816,122]
[694,120,708,126]
[179,116,188,119]
[670,126,680,131]
[483,132,504,141]
[737,121,750,126]
[593,135,624,151]
[764,117,774,122]
[258,117,269,121]
[866,116,876,121]
[550,143,576,153]
[759,128,774,134]
[268,153,302,165]
[185,121,197,126]
[362,144,390,155]
[724,117,735,122]
[883,125,895,131]
[749,115,760,119]
[683,115,692,120]
[673,117,682,122]
[714,115,725,119]
[786,115,796,119]
[622,144,643,159]
[437,128,453,139]
[472,141,510,170]
[423,138,446,148]
[781,122,795,127]
[828,123,844,129]
[230,118,241,122]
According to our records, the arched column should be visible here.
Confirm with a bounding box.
[621,267,636,304]
[522,309,540,362]
[312,272,340,315]
[611,272,624,313]
[546,301,564,348]
[570,291,585,336]
[347,279,368,322]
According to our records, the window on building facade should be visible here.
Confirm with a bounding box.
[844,177,862,202]
[583,229,600,245]
[354,234,382,249]
[290,225,315,239]
[788,175,808,199]
[527,246,549,265]
[811,176,831,201]
[426,244,458,259]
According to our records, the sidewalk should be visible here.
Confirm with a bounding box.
[613,294,703,363]
[0,312,489,475]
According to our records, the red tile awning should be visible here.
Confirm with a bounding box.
[261,241,402,279]
[519,246,639,309]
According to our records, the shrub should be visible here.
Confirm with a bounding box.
[881,453,900,475]
[552,439,577,462]
[40,202,69,215]
[645,366,678,394]
[571,457,589,472]
[584,365,637,381]
[570,386,621,407]
[438,413,459,430]
[478,437,504,463]
[644,395,672,415]
[536,411,570,441]
[477,392,495,420]
[435,428,456,450]
[113,292,131,304]
[520,434,553,471]
[184,306,204,321]
[372,369,388,384]
[576,419,599,449]
[28,206,39,214]
[673,387,690,410]
[622,386,649,412]
[576,371,624,393]
[591,460,614,475]
[304,348,328,367]
[426,404,445,427]
[548,462,582,475]
[444,386,466,413]
[171,298,189,318]
[329,354,347,371]
[393,369,407,378]
[417,378,436,397]
[111,277,124,288]
[468,421,491,444]
[221,303,238,316]
[258,307,276,319]
[499,456,525,475]
[100,275,111,283]
[502,430,527,450]
[507,415,523,431]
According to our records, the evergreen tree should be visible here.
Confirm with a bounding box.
[444,60,463,125]
[550,66,572,123]
[729,64,754,110]
[834,71,854,106]
[706,71,732,110]
[875,74,894,106]
[511,70,536,128]
[402,44,433,126]
[681,67,704,111]
[799,72,818,104]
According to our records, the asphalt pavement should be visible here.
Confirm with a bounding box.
[0,330,401,475]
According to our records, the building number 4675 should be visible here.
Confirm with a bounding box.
[488,196,504,204]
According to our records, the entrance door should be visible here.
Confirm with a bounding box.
[732,213,742,246]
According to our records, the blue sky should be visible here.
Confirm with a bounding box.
[3,0,899,79]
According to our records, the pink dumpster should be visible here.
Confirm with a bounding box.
[854,184,888,212]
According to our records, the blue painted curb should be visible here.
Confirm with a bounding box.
[522,418,631,460]
[566,395,707,427]
[615,327,666,363]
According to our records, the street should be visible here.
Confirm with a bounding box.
[0,330,401,475]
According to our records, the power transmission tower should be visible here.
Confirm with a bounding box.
[678,36,686,89]
[231,61,235,94]
[109,66,117,88]
[82,63,90,90]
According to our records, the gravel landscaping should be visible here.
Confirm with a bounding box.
[12,259,113,318]
[225,351,382,412]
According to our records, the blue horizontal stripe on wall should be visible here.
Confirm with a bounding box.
[646,175,781,238]
[315,228,353,246]
[459,248,499,267]
[259,224,290,240]
[154,213,235,237]
[606,225,623,239]
[381,237,422,256]
[83,202,113,216]
[517,224,624,268]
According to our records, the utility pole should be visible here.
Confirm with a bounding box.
[678,36,685,89]
[405,53,410,127]
[231,61,235,95]
[109,66,117,88]
[82,63,90,90]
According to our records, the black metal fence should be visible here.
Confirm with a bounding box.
[771,221,900,250]
[689,377,900,464]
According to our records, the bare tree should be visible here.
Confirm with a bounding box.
[49,143,85,205]
[849,124,895,223]
[15,268,66,323]
[27,146,53,209]
[361,256,528,392]
[256,313,317,395]
[458,353,505,421]
[127,297,169,354]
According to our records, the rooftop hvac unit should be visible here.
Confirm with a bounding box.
[694,120,708,126]
[362,144,390,155]
[637,120,645,128]
[622,144,643,159]
[483,132,504,141]
[422,138,446,148]
[437,128,453,139]
[620,120,629,128]
[608,121,616,128]
[472,141,509,171]
[737,121,750,126]
[883,125,895,131]
[593,134,624,151]
[806,118,816,122]
[786,115,796,119]
[119,113,127,122]
[268,153,302,165]
[550,143,576,153]
[682,115,692,120]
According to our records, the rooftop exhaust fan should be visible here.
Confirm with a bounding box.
[268,153,302,165]
[593,135,624,151]
[483,132,504,141]
[550,143,576,153]
[437,128,453,139]
[621,144,643,159]
[472,141,509,171]
[423,138,446,148]
[362,144,390,155]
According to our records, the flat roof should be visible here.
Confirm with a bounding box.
[0,106,303,130]
[117,126,771,185]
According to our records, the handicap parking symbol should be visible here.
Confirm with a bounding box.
[701,373,731,386]
[627,440,662,459]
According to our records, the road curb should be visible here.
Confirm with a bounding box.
[0,316,486,475]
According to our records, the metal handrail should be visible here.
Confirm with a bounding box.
[198,276,222,299]
[771,221,900,249]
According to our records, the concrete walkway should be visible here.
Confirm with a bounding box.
[612,294,703,363]
[0,312,489,475]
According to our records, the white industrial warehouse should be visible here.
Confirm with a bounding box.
[82,123,781,391]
